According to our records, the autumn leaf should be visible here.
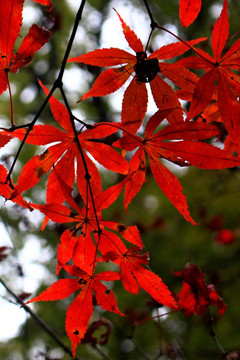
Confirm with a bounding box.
[68,11,206,132]
[179,0,202,27]
[31,171,141,273]
[113,109,240,223]
[218,75,240,154]
[31,0,52,9]
[177,0,240,153]
[9,82,128,205]
[0,0,51,95]
[0,164,32,209]
[100,246,177,310]
[26,265,123,357]
[175,263,227,316]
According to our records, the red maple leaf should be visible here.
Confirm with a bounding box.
[0,164,32,209]
[9,81,128,205]
[68,11,206,132]
[175,263,227,316]
[31,171,142,274]
[26,264,123,358]
[113,109,240,223]
[179,0,202,27]
[177,0,240,152]
[31,0,52,9]
[100,246,177,310]
[0,0,51,95]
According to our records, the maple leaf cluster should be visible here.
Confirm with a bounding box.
[175,263,227,317]
[0,0,239,357]
[0,0,51,95]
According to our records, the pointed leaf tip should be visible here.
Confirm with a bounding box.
[180,0,202,27]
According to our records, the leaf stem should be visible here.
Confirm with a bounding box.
[145,28,154,52]
[5,84,56,188]
[207,308,232,360]
[130,337,152,360]
[155,24,213,65]
[142,0,158,29]
[0,277,79,360]
[59,86,102,275]
[56,0,87,84]
[142,0,213,66]
[6,0,87,184]
[6,72,14,127]
[93,344,113,360]
[0,122,34,131]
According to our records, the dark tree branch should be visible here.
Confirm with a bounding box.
[5,84,56,188]
[59,85,102,275]
[142,0,212,65]
[6,0,87,185]
[0,277,79,360]
[207,309,233,360]
[56,0,87,84]
[142,0,158,28]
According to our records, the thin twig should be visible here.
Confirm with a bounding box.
[93,344,113,360]
[142,0,213,65]
[0,122,34,131]
[56,0,87,86]
[142,0,157,28]
[6,0,87,184]
[130,337,152,360]
[5,84,56,188]
[145,28,154,52]
[0,277,79,360]
[207,308,232,360]
[59,86,102,276]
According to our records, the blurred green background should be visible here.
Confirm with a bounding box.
[0,0,240,359]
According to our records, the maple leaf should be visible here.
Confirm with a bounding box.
[0,0,51,95]
[31,171,142,274]
[9,81,128,205]
[113,109,240,223]
[0,164,32,209]
[177,0,240,152]
[31,0,52,9]
[0,132,12,148]
[100,246,177,310]
[26,264,123,357]
[179,0,202,27]
[68,11,206,132]
[175,263,227,316]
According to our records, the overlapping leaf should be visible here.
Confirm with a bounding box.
[0,164,32,209]
[31,172,142,273]
[100,246,177,309]
[26,264,123,357]
[177,0,240,154]
[9,82,128,205]
[114,109,240,223]
[0,0,51,95]
[175,263,227,316]
[68,11,206,132]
